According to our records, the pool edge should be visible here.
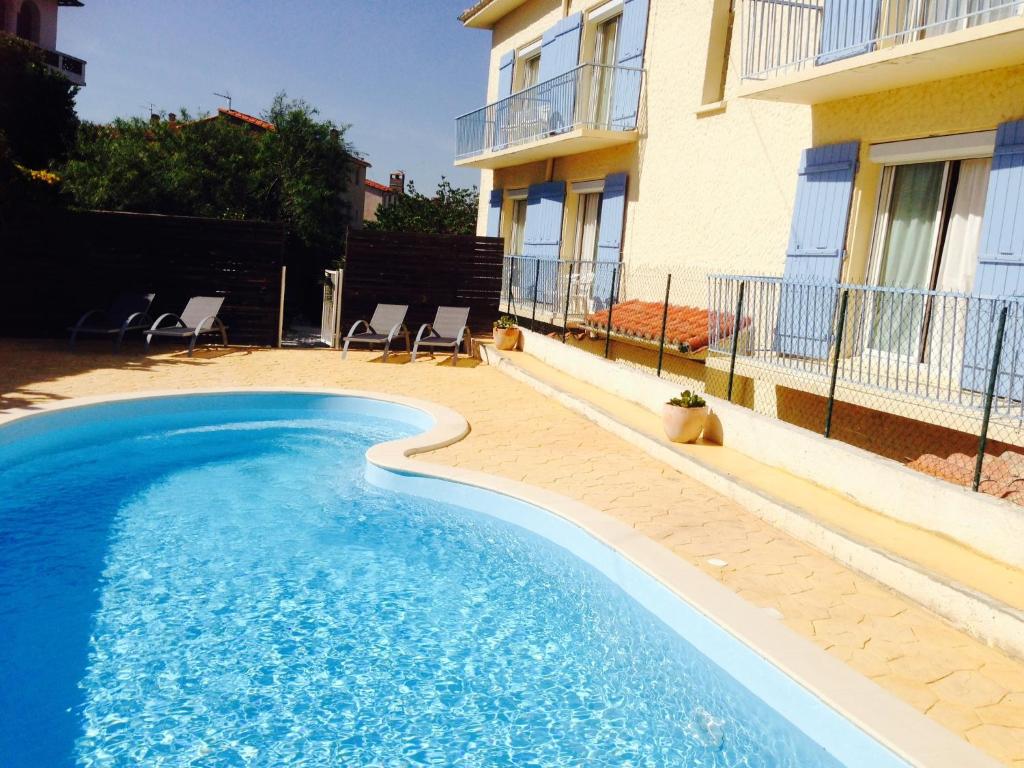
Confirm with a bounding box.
[0,388,998,768]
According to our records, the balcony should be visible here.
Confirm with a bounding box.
[738,0,1024,104]
[41,48,86,86]
[454,63,643,169]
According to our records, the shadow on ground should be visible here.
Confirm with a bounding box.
[0,338,258,413]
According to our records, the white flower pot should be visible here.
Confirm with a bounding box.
[662,404,707,444]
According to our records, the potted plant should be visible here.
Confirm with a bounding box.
[493,315,520,350]
[662,390,708,444]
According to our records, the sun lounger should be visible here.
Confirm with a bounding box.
[68,292,155,351]
[145,296,228,356]
[411,306,471,366]
[341,303,411,360]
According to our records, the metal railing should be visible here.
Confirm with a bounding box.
[740,0,1023,80]
[41,48,86,86]
[708,275,1024,423]
[455,63,643,161]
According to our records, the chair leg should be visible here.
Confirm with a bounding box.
[144,334,153,353]
[114,329,126,353]
[69,330,78,350]
[383,341,390,362]
[188,334,198,357]
[411,341,419,362]
[342,339,351,359]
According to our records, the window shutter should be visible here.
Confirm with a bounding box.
[593,173,628,308]
[493,51,516,151]
[776,141,860,359]
[962,119,1024,397]
[487,188,503,238]
[611,0,649,130]
[817,0,882,64]
[537,13,583,134]
[522,181,566,305]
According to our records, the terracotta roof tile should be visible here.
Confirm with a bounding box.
[365,179,392,193]
[585,300,749,353]
[217,107,276,132]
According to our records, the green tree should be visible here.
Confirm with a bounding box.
[0,34,79,169]
[60,94,353,254]
[366,178,479,235]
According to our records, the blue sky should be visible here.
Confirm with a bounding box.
[59,1,490,190]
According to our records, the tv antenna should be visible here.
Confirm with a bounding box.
[142,101,158,117]
[214,91,233,110]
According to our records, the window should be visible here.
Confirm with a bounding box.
[16,0,39,43]
[573,192,603,264]
[868,156,991,356]
[509,199,528,255]
[519,53,541,91]
[591,14,620,127]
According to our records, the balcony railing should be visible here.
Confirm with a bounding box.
[455,63,643,162]
[708,275,1024,425]
[41,48,86,86]
[740,0,1023,80]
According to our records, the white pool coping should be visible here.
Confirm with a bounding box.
[0,387,999,768]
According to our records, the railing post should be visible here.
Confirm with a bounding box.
[562,261,574,344]
[727,281,745,402]
[604,267,618,359]
[531,258,541,331]
[657,273,672,377]
[974,304,1009,492]
[507,257,518,326]
[824,289,850,439]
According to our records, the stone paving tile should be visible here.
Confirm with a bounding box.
[1,341,1022,764]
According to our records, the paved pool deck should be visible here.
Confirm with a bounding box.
[1,338,1022,765]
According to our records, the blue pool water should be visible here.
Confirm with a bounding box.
[0,393,903,766]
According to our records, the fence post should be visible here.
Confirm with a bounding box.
[277,264,287,348]
[657,273,672,377]
[562,261,574,344]
[604,267,618,359]
[726,281,745,402]
[973,304,1009,492]
[508,257,517,326]
[824,289,850,438]
[531,258,541,331]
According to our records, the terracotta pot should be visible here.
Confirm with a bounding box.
[493,326,520,351]
[662,403,707,444]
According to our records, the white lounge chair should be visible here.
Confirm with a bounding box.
[411,306,471,366]
[145,296,228,356]
[68,292,155,351]
[342,303,410,360]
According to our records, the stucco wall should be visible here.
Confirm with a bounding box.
[813,64,1024,284]
[472,0,813,280]
[1,0,60,49]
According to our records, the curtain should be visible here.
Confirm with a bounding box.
[937,157,991,293]
[871,162,945,356]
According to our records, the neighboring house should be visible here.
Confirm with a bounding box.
[455,0,1024,464]
[1,0,86,85]
[205,107,371,229]
[364,171,406,223]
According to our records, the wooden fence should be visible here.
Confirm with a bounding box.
[3,210,286,346]
[341,231,504,335]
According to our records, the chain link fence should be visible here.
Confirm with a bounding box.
[500,256,1024,504]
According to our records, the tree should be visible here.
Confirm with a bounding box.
[0,34,79,169]
[366,178,478,235]
[60,94,353,254]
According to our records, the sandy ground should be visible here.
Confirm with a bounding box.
[2,338,1023,765]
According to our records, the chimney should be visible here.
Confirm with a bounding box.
[389,171,405,194]
[168,113,177,126]
[150,113,160,125]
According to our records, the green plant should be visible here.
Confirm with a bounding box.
[667,390,706,409]
[494,315,518,330]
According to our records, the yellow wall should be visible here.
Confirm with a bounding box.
[812,64,1024,283]
[473,0,813,282]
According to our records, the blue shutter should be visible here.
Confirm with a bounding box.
[610,0,649,130]
[962,119,1024,398]
[538,13,582,134]
[593,173,628,308]
[487,188,503,238]
[817,0,882,64]
[776,141,860,359]
[493,51,515,151]
[522,181,566,306]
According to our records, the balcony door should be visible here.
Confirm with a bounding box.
[509,199,528,255]
[868,157,991,359]
[572,192,603,313]
[591,15,620,128]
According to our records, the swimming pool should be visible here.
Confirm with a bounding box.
[0,392,929,766]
